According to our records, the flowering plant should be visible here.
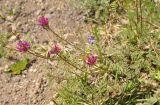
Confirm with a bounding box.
[16,41,30,52]
[2,1,160,104]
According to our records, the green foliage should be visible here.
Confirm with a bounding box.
[8,58,29,75]
[0,33,10,47]
[1,0,160,104]
[57,74,108,105]
[70,0,121,24]
[55,0,160,104]
[0,33,10,58]
[0,46,5,58]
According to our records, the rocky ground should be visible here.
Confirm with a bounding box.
[0,0,87,105]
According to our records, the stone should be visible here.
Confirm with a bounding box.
[9,36,17,42]
[47,101,54,105]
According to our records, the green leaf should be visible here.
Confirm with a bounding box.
[0,34,9,47]
[0,46,5,58]
[8,58,29,75]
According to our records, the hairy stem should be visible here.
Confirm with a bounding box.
[48,27,86,54]
[4,46,81,77]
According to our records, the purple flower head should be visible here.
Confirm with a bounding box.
[86,54,97,66]
[38,16,49,27]
[16,41,30,52]
[88,35,95,44]
[48,44,62,55]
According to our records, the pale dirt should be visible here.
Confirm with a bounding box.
[0,0,87,105]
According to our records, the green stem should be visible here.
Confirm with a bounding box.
[57,54,82,71]
[4,46,81,77]
[0,12,5,21]
[136,0,139,36]
[139,0,143,35]
[48,27,86,54]
[52,99,59,105]
[96,43,103,62]
[28,50,50,59]
[30,51,81,77]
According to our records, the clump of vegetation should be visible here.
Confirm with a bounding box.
[69,0,124,24]
[55,0,160,104]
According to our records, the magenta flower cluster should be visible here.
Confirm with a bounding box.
[38,16,49,27]
[48,44,62,55]
[86,55,97,66]
[16,41,30,52]
[16,16,97,66]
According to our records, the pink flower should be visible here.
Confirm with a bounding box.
[16,41,30,52]
[38,16,49,27]
[86,55,97,66]
[49,44,61,55]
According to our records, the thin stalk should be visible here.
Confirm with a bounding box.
[139,0,143,35]
[0,12,5,21]
[52,99,59,105]
[57,54,82,71]
[4,46,81,77]
[31,51,81,77]
[48,27,86,54]
[143,19,160,29]
[91,94,95,105]
[136,0,139,23]
[28,50,50,59]
[136,0,139,35]
[48,24,108,57]
[46,32,53,42]
[4,46,50,60]
[96,43,103,62]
